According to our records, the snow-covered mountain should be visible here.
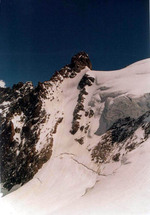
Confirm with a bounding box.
[0,52,150,214]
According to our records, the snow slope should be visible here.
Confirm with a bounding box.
[1,135,150,215]
[1,56,150,215]
[52,139,150,215]
[91,58,150,96]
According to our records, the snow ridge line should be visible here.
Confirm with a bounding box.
[71,157,99,175]
[70,157,123,177]
[54,153,98,175]
[55,152,123,177]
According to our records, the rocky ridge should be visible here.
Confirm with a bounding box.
[0,52,92,191]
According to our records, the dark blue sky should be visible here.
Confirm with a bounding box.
[0,0,149,87]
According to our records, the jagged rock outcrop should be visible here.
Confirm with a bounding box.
[0,81,52,190]
[70,74,95,136]
[91,111,150,164]
[51,51,92,83]
[70,51,92,71]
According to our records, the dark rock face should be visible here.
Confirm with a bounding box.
[91,111,150,164]
[0,82,53,190]
[70,52,92,71]
[112,153,120,162]
[75,137,84,145]
[78,74,94,89]
[70,74,95,136]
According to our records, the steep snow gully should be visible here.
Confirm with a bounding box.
[0,52,150,214]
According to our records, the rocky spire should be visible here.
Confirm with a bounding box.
[50,51,92,83]
[70,51,92,70]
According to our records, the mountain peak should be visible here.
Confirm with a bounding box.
[50,51,92,83]
[70,51,92,70]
